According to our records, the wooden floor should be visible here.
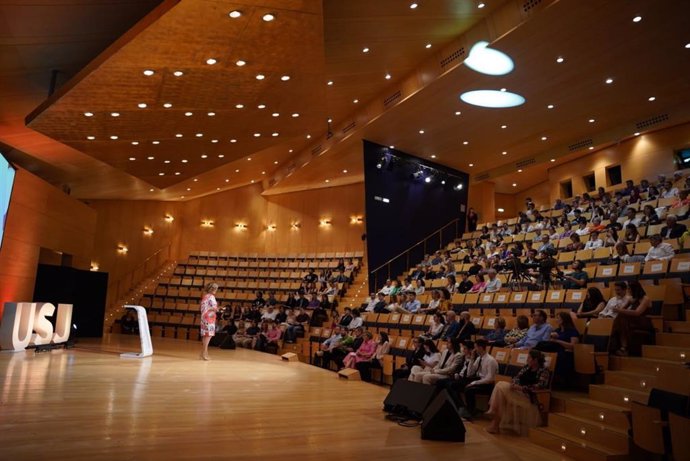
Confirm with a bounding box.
[0,335,569,461]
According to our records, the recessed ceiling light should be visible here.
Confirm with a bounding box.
[425,43,432,49]
[632,16,642,23]
[512,183,517,187]
[131,141,139,145]
[685,43,690,49]
[455,111,461,116]
[385,73,391,80]
[556,56,564,63]
[173,70,184,77]
[274,161,279,164]
[185,112,193,116]
[163,103,172,108]
[291,113,300,118]
[327,80,334,86]
[207,112,216,116]
[129,157,136,161]
[342,169,348,173]
[353,99,359,103]
[143,70,154,76]
[236,104,246,109]
[410,3,418,9]
[110,135,119,140]
[478,2,485,8]
[289,149,294,153]
[605,78,614,84]
[256,74,265,80]
[547,104,554,109]
[463,141,469,145]
[254,133,261,137]
[229,10,241,18]
[306,134,311,139]
[257,104,266,109]
[272,112,280,117]
[225,179,230,183]
[152,140,160,144]
[460,90,525,108]
[159,172,164,176]
[280,75,290,81]
[137,103,147,109]
[648,96,656,101]
[325,179,330,183]
[262,13,275,22]
[110,112,120,117]
[362,47,369,53]
[502,151,507,155]
[236,60,246,67]
[465,41,515,75]
[216,188,220,191]
[501,124,507,129]
[272,132,279,137]
[193,179,198,182]
[589,119,595,123]
[150,188,154,192]
[164,160,171,164]
[86,136,95,140]
[174,172,181,176]
[147,156,154,160]
[588,146,594,150]
[230,139,237,143]
[469,163,474,167]
[195,133,203,137]
[206,58,217,65]
[175,133,183,138]
[634,132,640,136]
[212,139,219,143]
[518,169,523,173]
[430,154,436,159]
[550,158,555,162]
[541,136,547,141]
[201,154,208,158]
[186,188,191,191]
[181,159,188,163]
[84,112,93,117]
[180,195,185,199]
[217,154,223,157]
[419,130,425,134]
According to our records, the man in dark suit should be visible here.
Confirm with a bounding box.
[373,293,388,313]
[660,215,687,239]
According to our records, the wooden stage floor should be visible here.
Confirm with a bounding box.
[0,335,565,461]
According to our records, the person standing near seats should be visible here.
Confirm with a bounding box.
[199,283,219,361]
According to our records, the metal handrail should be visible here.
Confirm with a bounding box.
[369,218,461,285]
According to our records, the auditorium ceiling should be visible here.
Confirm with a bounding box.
[3,0,690,199]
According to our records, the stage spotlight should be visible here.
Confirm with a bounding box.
[376,162,382,169]
[455,183,464,190]
[424,176,432,183]
[441,180,446,185]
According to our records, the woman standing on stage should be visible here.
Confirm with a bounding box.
[200,283,219,361]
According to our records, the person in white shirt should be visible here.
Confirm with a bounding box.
[645,234,675,262]
[598,282,630,318]
[379,280,393,295]
[364,293,378,312]
[408,339,441,381]
[662,181,679,199]
[622,208,641,228]
[584,230,604,250]
[484,269,502,293]
[261,305,278,321]
[414,337,464,385]
[459,338,499,418]
[575,220,590,236]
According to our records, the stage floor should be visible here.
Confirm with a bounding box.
[0,335,563,460]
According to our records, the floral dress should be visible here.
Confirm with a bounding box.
[200,293,218,337]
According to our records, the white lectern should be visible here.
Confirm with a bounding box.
[120,305,153,358]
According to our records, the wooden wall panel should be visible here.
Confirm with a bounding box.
[467,181,496,226]
[0,169,96,309]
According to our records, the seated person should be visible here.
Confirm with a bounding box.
[598,281,630,318]
[512,310,552,349]
[441,311,460,340]
[356,332,391,382]
[565,233,584,252]
[332,327,365,369]
[485,317,507,346]
[645,234,675,261]
[274,306,288,324]
[503,315,530,346]
[315,327,343,369]
[337,307,353,328]
[408,339,441,381]
[373,292,389,313]
[393,337,425,382]
[412,337,464,385]
[583,230,604,250]
[535,312,579,383]
[261,305,278,322]
[343,331,377,370]
[609,281,655,356]
[235,320,260,349]
[347,308,363,330]
[484,269,502,293]
[456,311,477,341]
[468,274,487,293]
[255,321,282,352]
[456,272,474,294]
[420,289,441,313]
[485,349,551,435]
[574,287,606,318]
[303,269,318,291]
[424,313,446,339]
[363,293,378,312]
[660,214,687,239]
[283,307,310,343]
[561,260,588,289]
[449,339,499,419]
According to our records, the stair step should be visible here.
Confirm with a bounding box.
[548,413,628,452]
[666,321,690,333]
[589,384,648,408]
[529,427,627,461]
[657,332,690,348]
[604,370,657,392]
[642,344,689,362]
[565,397,630,431]
[609,355,687,374]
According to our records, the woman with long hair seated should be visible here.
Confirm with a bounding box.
[355,332,390,382]
[425,312,446,339]
[536,312,579,383]
[609,281,655,356]
[468,273,486,293]
[574,287,606,318]
[485,349,551,435]
[408,339,441,381]
[343,331,377,369]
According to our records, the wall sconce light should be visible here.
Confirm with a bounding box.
[117,244,128,254]
[235,223,247,230]
[164,214,174,223]
[90,262,100,271]
[497,208,505,213]
[350,216,363,224]
[143,226,154,236]
[319,218,332,226]
[201,219,214,228]
[266,224,277,232]
[290,222,301,230]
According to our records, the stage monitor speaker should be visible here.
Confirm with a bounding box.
[383,380,438,419]
[421,389,466,442]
